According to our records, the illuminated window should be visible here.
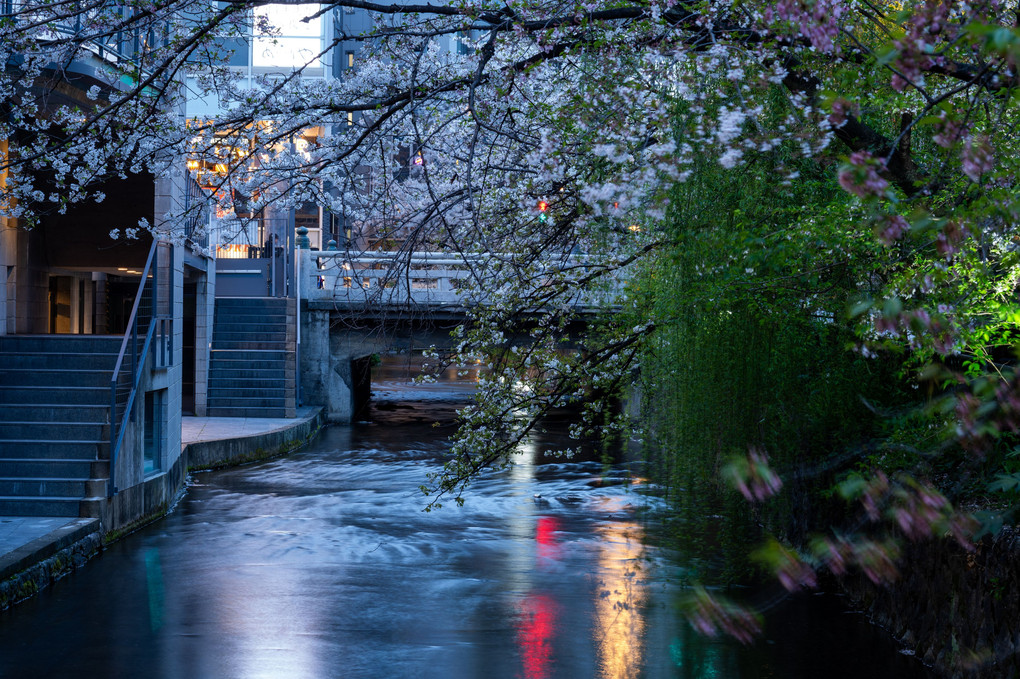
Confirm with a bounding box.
[253,4,323,68]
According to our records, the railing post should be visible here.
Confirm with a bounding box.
[170,245,174,365]
[130,315,137,421]
[153,245,159,365]
[109,378,117,496]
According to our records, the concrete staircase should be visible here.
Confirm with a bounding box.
[0,335,119,517]
[207,297,296,418]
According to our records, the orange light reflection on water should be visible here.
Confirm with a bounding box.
[592,520,647,679]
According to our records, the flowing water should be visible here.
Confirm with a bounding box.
[0,356,934,678]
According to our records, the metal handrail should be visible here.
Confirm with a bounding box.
[108,240,172,496]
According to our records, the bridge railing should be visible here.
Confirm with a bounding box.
[301,250,626,309]
[303,250,476,307]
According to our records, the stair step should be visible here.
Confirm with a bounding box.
[0,405,109,423]
[213,331,288,340]
[212,341,292,351]
[208,386,291,396]
[0,386,110,405]
[215,307,289,316]
[207,407,290,418]
[0,422,108,440]
[209,369,290,380]
[0,352,120,370]
[207,393,287,403]
[215,297,291,306]
[210,352,289,360]
[0,478,88,497]
[214,307,290,315]
[0,441,103,459]
[208,377,289,386]
[0,496,83,517]
[0,336,123,353]
[0,385,108,401]
[209,364,288,375]
[212,321,290,331]
[0,459,106,478]
[0,369,114,388]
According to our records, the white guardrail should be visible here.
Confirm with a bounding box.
[302,250,475,307]
[300,250,624,309]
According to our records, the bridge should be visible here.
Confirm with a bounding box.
[295,249,625,423]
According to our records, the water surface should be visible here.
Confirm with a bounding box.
[0,356,933,678]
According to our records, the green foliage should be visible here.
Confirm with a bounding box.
[632,143,908,582]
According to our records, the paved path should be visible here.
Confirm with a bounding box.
[182,407,320,446]
[1,409,322,584]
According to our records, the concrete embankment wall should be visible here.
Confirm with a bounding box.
[840,529,1020,678]
[185,410,325,471]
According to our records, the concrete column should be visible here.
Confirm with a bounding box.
[92,272,107,335]
[164,243,184,470]
[193,266,214,416]
[0,222,14,336]
[16,224,48,333]
[153,172,184,469]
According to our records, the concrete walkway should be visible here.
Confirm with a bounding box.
[1,407,324,591]
[182,407,321,447]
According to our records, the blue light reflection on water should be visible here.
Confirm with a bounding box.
[0,355,934,678]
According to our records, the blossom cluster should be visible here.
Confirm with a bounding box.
[684,587,762,645]
[722,446,783,502]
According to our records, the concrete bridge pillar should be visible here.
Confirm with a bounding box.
[300,309,373,423]
[301,309,349,423]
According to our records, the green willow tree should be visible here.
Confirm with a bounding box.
[634,147,897,584]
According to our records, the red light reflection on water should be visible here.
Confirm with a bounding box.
[516,593,558,679]
[514,516,563,679]
[535,516,561,564]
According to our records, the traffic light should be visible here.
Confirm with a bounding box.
[537,200,548,222]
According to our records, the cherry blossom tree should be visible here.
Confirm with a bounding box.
[3,0,1020,654]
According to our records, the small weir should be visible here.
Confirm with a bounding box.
[0,356,933,678]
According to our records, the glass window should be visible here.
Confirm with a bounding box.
[253,4,322,68]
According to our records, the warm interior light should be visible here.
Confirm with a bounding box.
[215,243,251,258]
[627,224,641,232]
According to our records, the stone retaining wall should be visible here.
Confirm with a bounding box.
[0,531,101,610]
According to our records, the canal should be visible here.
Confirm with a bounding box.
[0,357,933,678]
